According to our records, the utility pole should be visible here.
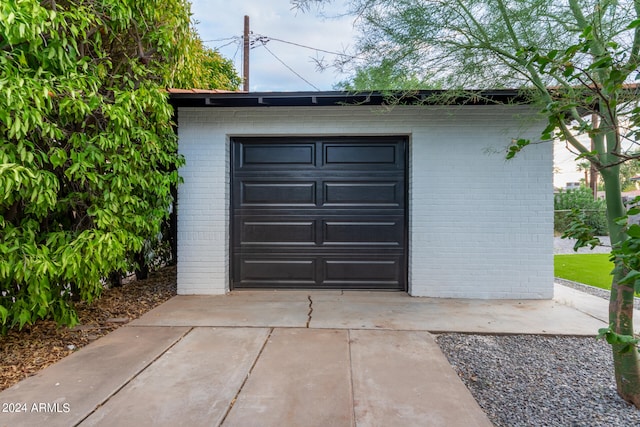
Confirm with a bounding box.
[243,15,250,92]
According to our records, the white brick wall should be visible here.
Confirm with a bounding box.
[177,104,553,298]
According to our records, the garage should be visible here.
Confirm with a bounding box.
[170,90,554,299]
[231,136,406,290]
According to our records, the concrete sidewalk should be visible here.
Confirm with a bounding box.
[0,285,626,427]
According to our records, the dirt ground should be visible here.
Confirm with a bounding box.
[0,265,177,392]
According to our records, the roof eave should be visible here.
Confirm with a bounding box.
[168,89,528,108]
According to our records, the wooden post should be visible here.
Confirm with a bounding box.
[243,15,250,92]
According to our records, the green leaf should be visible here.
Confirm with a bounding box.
[588,56,613,70]
[619,270,640,285]
[563,64,575,77]
[627,208,640,216]
[0,305,8,325]
[597,326,611,340]
[49,148,68,168]
[581,25,593,38]
[575,151,598,160]
[615,216,628,226]
[18,308,32,329]
[628,19,640,29]
[598,325,640,353]
[628,224,640,238]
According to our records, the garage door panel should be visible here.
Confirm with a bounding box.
[237,258,317,283]
[324,182,402,206]
[240,221,316,245]
[323,220,403,245]
[236,216,403,246]
[233,255,404,289]
[238,143,316,167]
[324,144,399,166]
[324,259,402,285]
[239,182,317,206]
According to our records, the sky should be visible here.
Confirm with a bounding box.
[190,0,356,92]
[190,0,582,188]
[554,141,583,189]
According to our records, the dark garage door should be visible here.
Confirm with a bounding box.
[231,136,406,290]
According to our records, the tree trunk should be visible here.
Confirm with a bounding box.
[134,250,149,280]
[590,165,598,199]
[590,113,599,199]
[601,168,640,407]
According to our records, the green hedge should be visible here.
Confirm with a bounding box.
[554,187,608,236]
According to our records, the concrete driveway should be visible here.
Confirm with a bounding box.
[0,285,618,427]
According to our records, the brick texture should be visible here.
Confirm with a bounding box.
[176,105,553,298]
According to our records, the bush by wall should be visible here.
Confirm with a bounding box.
[554,187,608,236]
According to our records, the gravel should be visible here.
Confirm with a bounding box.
[436,334,640,426]
[436,242,640,426]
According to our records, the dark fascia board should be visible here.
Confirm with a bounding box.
[168,89,529,108]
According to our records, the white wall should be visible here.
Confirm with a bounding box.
[177,104,553,298]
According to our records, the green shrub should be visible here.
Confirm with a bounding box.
[0,1,186,331]
[554,187,608,236]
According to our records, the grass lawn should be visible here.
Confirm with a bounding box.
[554,254,615,291]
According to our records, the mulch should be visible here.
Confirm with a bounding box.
[0,265,177,392]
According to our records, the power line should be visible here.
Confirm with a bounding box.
[202,36,238,43]
[257,43,321,91]
[232,38,242,62]
[216,39,241,50]
[203,33,358,62]
[251,33,359,60]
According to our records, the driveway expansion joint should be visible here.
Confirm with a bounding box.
[219,327,273,426]
[74,326,194,426]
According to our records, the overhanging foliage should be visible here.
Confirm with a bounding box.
[0,0,239,331]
